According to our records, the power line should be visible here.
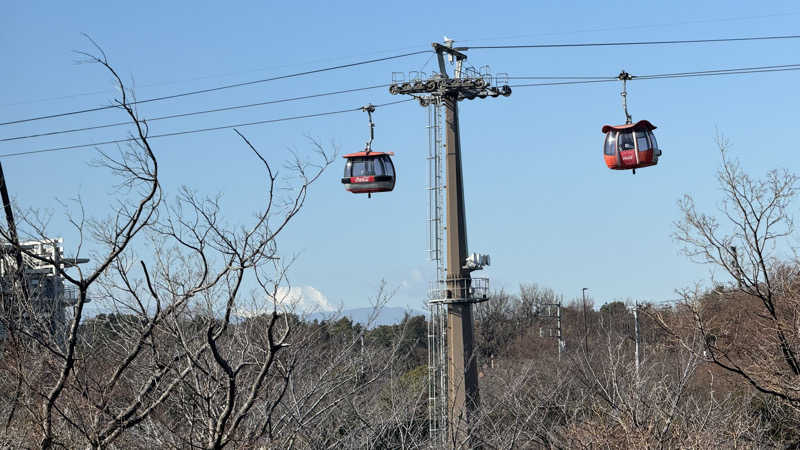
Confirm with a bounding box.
[636,64,800,79]
[464,33,800,50]
[635,63,800,78]
[0,99,413,159]
[0,46,431,108]
[456,12,800,45]
[0,50,430,127]
[1,84,390,143]
[3,33,798,128]
[6,63,799,143]
[509,79,618,88]
[508,63,800,88]
[4,33,798,127]
[507,76,617,80]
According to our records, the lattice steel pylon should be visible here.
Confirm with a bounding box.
[426,97,448,446]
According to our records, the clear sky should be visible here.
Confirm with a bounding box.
[2,1,799,312]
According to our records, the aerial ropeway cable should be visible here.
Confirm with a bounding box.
[0,99,413,159]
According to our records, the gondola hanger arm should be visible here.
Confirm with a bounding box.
[361,104,375,154]
[618,70,634,125]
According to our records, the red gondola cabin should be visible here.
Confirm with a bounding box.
[341,151,396,194]
[602,120,661,171]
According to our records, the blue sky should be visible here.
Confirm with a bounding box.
[2,1,799,311]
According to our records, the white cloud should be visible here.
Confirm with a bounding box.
[234,285,335,318]
[275,285,335,312]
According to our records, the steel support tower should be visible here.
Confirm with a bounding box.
[391,40,510,447]
[540,299,565,359]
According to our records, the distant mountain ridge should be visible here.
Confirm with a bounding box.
[307,306,427,327]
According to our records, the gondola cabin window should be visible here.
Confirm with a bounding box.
[344,157,395,178]
[604,132,617,156]
[341,151,396,195]
[619,132,635,150]
[636,131,649,151]
[648,131,658,151]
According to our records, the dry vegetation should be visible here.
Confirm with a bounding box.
[0,51,798,449]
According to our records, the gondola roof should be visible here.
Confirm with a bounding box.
[342,151,395,158]
[601,120,657,134]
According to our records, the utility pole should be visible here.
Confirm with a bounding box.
[390,40,510,447]
[633,302,641,383]
[632,301,641,424]
[582,287,589,354]
[557,300,565,359]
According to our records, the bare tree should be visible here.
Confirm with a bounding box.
[0,44,162,449]
[673,136,800,408]
[0,43,342,449]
